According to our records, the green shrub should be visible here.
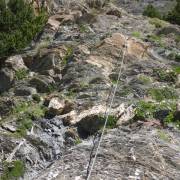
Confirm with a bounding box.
[132,31,141,38]
[166,0,180,25]
[153,69,177,83]
[135,101,156,120]
[15,69,28,80]
[99,115,118,129]
[149,18,167,28]
[0,0,47,57]
[148,87,178,101]
[134,101,176,121]
[62,47,73,65]
[143,4,161,19]
[1,160,25,180]
[13,102,46,137]
[173,66,180,74]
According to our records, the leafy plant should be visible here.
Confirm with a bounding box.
[12,102,46,137]
[78,23,89,33]
[132,31,141,38]
[166,0,180,25]
[149,18,167,28]
[138,74,152,85]
[143,4,161,19]
[99,115,118,129]
[1,160,25,180]
[15,69,28,80]
[62,47,73,65]
[75,138,82,145]
[153,69,177,83]
[148,34,164,46]
[173,66,180,74]
[157,130,171,142]
[0,0,47,57]
[148,87,178,101]
[134,101,176,121]
[135,101,156,120]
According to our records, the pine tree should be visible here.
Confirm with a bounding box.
[0,0,47,58]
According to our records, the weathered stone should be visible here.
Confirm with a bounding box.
[2,123,16,132]
[0,98,14,117]
[0,68,14,92]
[176,74,180,88]
[174,102,180,121]
[29,75,55,93]
[104,33,150,59]
[14,86,37,96]
[158,25,180,36]
[48,97,65,116]
[5,55,28,71]
[106,7,122,18]
[47,16,61,31]
[35,127,180,180]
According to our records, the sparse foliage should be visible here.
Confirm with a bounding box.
[143,4,161,19]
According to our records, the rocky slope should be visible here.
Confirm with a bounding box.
[0,0,180,179]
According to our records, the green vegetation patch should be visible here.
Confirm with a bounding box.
[148,34,164,47]
[1,160,25,180]
[149,18,168,28]
[132,31,141,38]
[12,102,46,137]
[153,69,177,83]
[74,138,82,145]
[134,101,176,120]
[173,66,180,74]
[138,74,153,85]
[15,69,28,80]
[165,111,180,128]
[0,0,47,57]
[148,87,178,101]
[99,115,118,129]
[78,23,90,33]
[62,47,73,66]
[166,0,180,25]
[157,130,171,142]
[143,4,161,19]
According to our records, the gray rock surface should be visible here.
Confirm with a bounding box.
[36,126,180,180]
[0,0,180,179]
[0,68,14,92]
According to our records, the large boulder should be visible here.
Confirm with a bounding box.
[0,68,14,92]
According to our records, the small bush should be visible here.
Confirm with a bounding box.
[166,0,180,25]
[143,4,161,19]
[15,69,28,80]
[0,0,47,57]
[132,31,141,38]
[99,115,118,129]
[148,34,164,47]
[13,102,46,137]
[148,87,178,101]
[149,18,167,28]
[153,69,177,83]
[134,101,176,121]
[1,160,25,180]
[62,47,73,65]
[173,66,180,74]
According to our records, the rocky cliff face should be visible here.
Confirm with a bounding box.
[0,0,180,180]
